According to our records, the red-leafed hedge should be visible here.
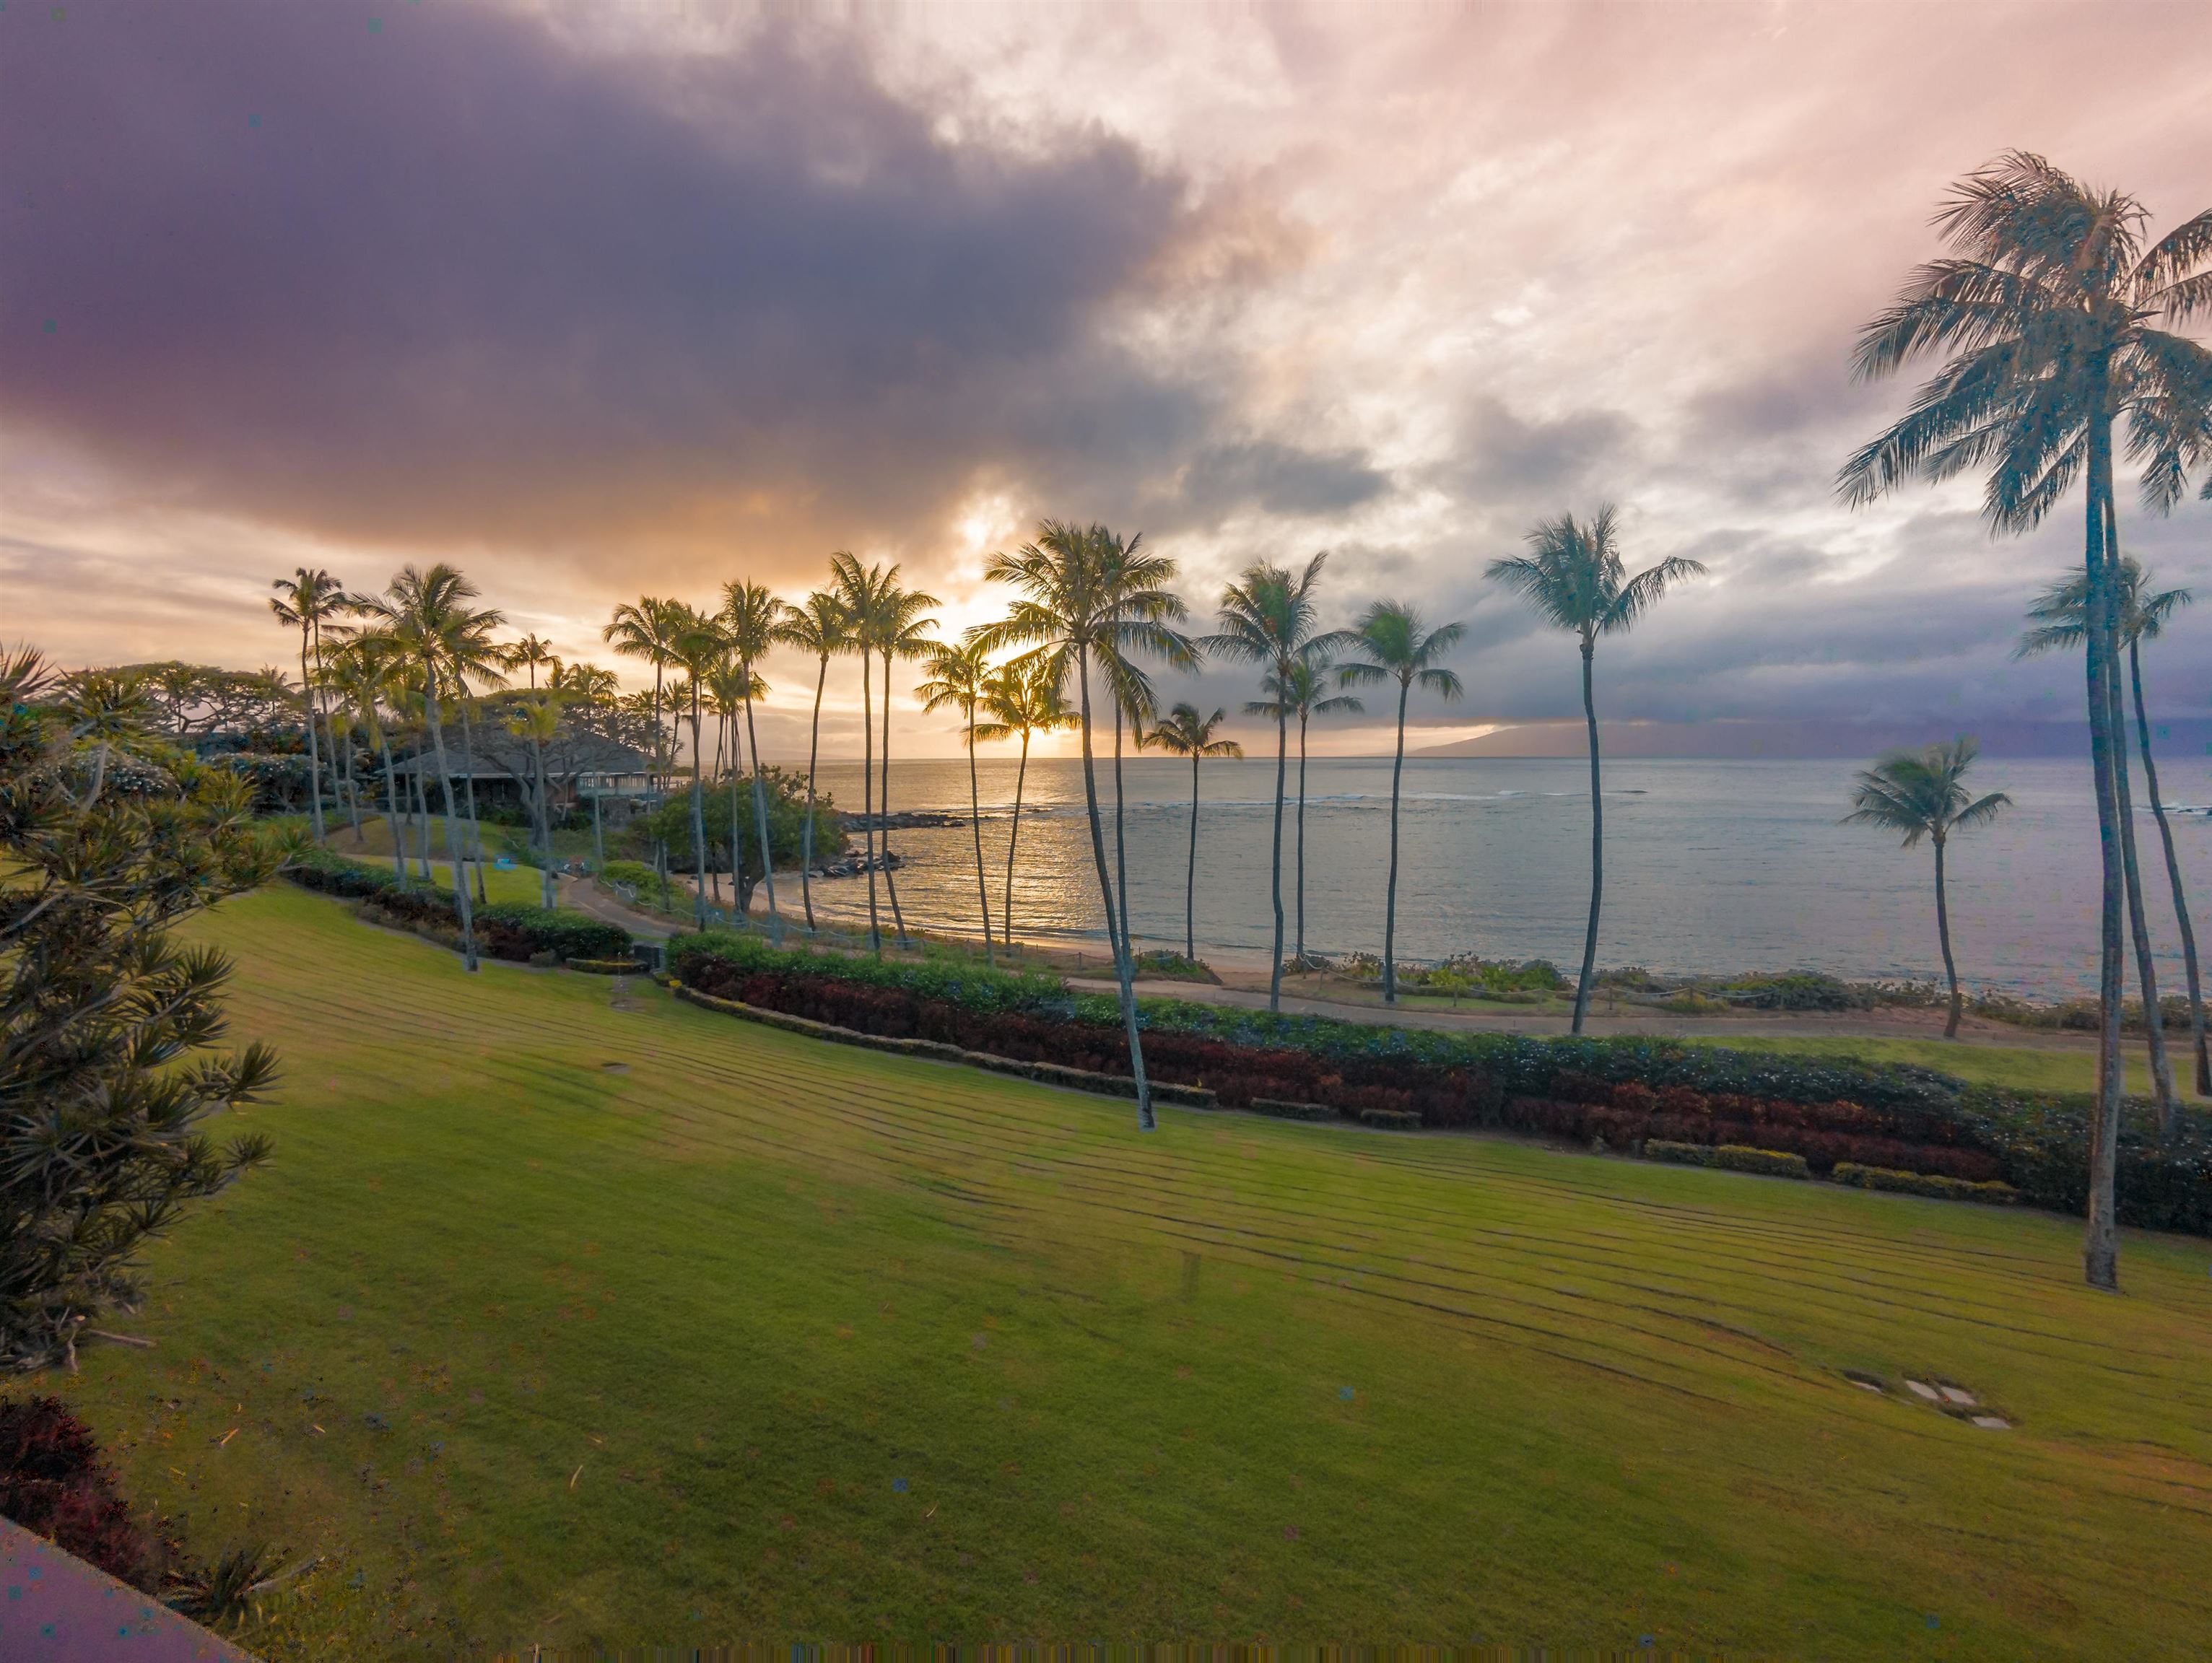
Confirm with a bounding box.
[700,966,1504,1126]
[0,1396,160,1589]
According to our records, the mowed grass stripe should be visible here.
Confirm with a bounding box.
[51,882,2212,1659]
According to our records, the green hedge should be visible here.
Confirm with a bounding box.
[286,851,630,964]
[1711,1144,1812,1179]
[1832,1163,2019,1205]
[669,930,1071,1019]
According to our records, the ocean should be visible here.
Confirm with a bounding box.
[781,753,2212,1001]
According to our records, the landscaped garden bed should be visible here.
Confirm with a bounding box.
[669,929,2212,1235]
[287,851,630,965]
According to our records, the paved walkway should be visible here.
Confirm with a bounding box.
[1,1517,251,1662]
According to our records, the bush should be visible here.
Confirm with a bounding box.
[1645,1140,1713,1166]
[0,1396,158,1589]
[474,902,628,964]
[1832,1163,2019,1204]
[600,858,670,897]
[289,852,630,964]
[1711,1144,1812,1179]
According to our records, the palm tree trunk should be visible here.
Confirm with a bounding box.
[861,649,881,956]
[1268,692,1288,1013]
[459,702,487,907]
[2129,634,2209,1105]
[1382,681,1408,1005]
[1112,694,1132,971]
[1934,835,1962,1039]
[591,788,604,871]
[802,656,827,931]
[379,733,406,884]
[688,698,708,932]
[1004,732,1030,951]
[743,684,778,935]
[1573,640,1603,1036]
[1296,710,1310,968]
[1076,646,1154,1130]
[424,680,479,972]
[881,648,909,946]
[728,711,744,922]
[298,631,326,843]
[1185,751,1199,962]
[966,706,994,965]
[413,754,434,880]
[531,728,554,909]
[2100,501,2177,1118]
[2081,414,2128,1291]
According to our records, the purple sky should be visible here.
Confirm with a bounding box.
[4,1,2208,757]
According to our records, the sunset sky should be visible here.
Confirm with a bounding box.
[4,1,2208,758]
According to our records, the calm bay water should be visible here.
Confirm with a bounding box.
[792,754,2212,1000]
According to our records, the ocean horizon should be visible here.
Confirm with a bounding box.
[774,753,2212,1002]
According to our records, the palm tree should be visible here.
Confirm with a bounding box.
[667,605,726,931]
[830,554,897,955]
[329,637,408,880]
[918,639,1001,964]
[975,656,1076,951]
[445,627,510,909]
[1143,703,1243,962]
[778,588,851,932]
[602,598,685,791]
[507,632,557,692]
[704,656,765,913]
[1486,509,1701,1030]
[1337,602,1466,1006]
[977,521,1189,1130]
[351,564,506,970]
[722,580,786,931]
[867,581,941,947]
[269,567,347,844]
[505,689,563,909]
[2019,559,2206,1117]
[1248,647,1362,966]
[1203,554,1342,1012]
[1846,740,2012,1039]
[1837,152,2212,1291]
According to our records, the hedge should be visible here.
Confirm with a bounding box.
[1832,1163,2019,1205]
[287,852,631,964]
[667,932,2212,1238]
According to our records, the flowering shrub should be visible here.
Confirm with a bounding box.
[0,1396,159,1589]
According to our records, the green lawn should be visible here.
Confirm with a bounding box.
[43,885,2212,1657]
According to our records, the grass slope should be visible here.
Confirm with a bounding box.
[43,886,2212,1658]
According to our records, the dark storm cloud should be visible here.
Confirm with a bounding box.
[1152,438,1390,525]
[0,3,1220,562]
[1440,396,1640,506]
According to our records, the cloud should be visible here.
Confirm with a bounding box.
[0,2,1232,577]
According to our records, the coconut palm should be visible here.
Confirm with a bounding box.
[703,656,765,912]
[778,588,851,931]
[1838,152,2212,1290]
[865,581,941,947]
[975,655,1076,951]
[350,564,505,970]
[329,638,409,880]
[505,689,563,909]
[918,639,1001,963]
[2019,559,2205,1117]
[830,554,897,955]
[1487,510,1702,1030]
[1336,602,1466,1006]
[721,580,787,930]
[1143,704,1243,962]
[506,632,557,693]
[269,567,347,843]
[602,598,686,791]
[1248,647,1362,966]
[1202,554,1344,1012]
[666,605,726,931]
[977,521,1189,1130]
[445,629,511,909]
[1846,740,2012,1039]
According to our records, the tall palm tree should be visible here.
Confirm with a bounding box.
[330,637,409,880]
[602,598,685,792]
[722,580,787,930]
[507,632,557,692]
[704,656,765,913]
[977,521,1188,1130]
[1487,509,1702,1031]
[830,554,897,955]
[1248,647,1362,967]
[1337,602,1466,1006]
[975,655,1076,951]
[1143,704,1243,962]
[667,605,726,931]
[867,582,941,947]
[505,689,563,909]
[351,564,506,971]
[2020,559,2205,1117]
[778,588,851,932]
[1203,554,1342,1012]
[1847,739,2012,1039]
[1837,152,2212,1290]
[269,567,347,844]
[445,628,510,909]
[918,639,1001,963]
